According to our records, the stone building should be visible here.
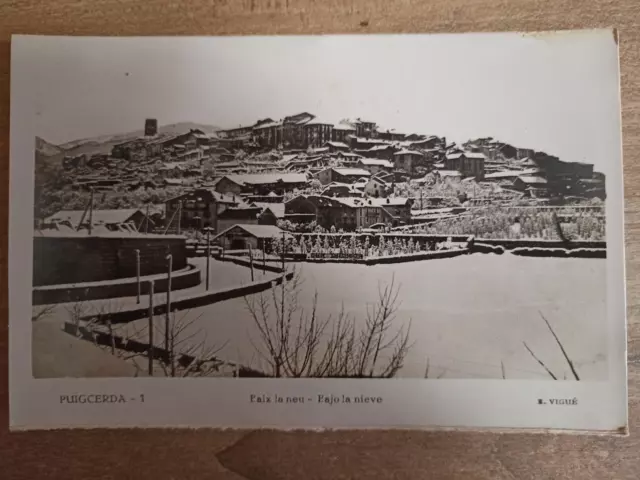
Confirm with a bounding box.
[444,152,486,181]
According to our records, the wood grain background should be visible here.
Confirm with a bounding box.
[1,1,639,478]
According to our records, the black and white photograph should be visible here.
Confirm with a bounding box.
[10,31,627,431]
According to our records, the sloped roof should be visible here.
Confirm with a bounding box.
[306,117,335,126]
[165,188,239,204]
[325,141,349,148]
[45,209,142,226]
[368,145,394,152]
[252,202,286,218]
[394,149,422,156]
[517,175,548,184]
[226,173,308,185]
[332,167,371,177]
[485,169,540,179]
[254,120,283,130]
[358,158,394,168]
[368,176,390,186]
[332,123,356,131]
[214,224,286,240]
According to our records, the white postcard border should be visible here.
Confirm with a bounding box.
[8,32,628,432]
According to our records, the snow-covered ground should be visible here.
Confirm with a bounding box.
[122,254,608,380]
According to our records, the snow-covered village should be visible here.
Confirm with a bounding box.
[32,112,608,382]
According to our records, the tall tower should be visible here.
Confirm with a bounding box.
[144,118,158,137]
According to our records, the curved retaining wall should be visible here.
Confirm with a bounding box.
[33,233,187,286]
[81,268,292,324]
[33,265,201,305]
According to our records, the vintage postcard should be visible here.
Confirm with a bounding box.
[9,31,627,432]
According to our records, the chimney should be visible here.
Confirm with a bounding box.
[145,118,158,137]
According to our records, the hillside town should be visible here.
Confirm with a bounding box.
[36,114,606,239]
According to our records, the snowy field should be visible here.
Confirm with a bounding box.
[126,253,608,380]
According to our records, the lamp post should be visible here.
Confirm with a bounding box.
[148,280,154,376]
[248,244,255,282]
[165,253,172,352]
[203,226,213,290]
[88,187,95,235]
[177,201,182,235]
[134,249,141,304]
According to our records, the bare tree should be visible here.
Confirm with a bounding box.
[243,268,413,378]
[64,299,91,335]
[523,311,580,381]
[67,300,228,378]
[156,309,229,378]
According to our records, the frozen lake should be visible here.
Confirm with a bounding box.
[134,254,609,380]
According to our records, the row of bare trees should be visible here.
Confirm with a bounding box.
[53,267,413,379]
[244,269,412,378]
[43,266,579,380]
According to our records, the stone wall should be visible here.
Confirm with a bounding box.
[33,234,187,286]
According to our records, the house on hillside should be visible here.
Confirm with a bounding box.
[393,149,423,175]
[434,170,462,183]
[377,128,406,142]
[361,144,397,161]
[357,158,394,175]
[301,195,411,231]
[164,188,240,232]
[364,177,392,198]
[254,120,284,148]
[315,167,371,185]
[517,147,536,160]
[43,208,153,232]
[324,141,350,153]
[513,175,549,197]
[213,224,289,251]
[216,206,266,232]
[282,112,315,149]
[352,119,377,138]
[304,118,334,148]
[251,202,286,223]
[406,135,442,150]
[321,182,363,198]
[284,195,319,224]
[111,139,147,161]
[214,173,308,196]
[335,151,362,165]
[367,197,412,224]
[213,176,245,195]
[485,169,541,183]
[349,136,388,151]
[444,152,486,181]
[218,122,259,139]
[332,123,356,143]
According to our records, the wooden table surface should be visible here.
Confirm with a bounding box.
[1,1,639,478]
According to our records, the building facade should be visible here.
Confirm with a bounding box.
[164,188,239,232]
[393,149,423,174]
[444,153,486,181]
[304,121,334,148]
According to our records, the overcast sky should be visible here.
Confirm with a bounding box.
[26,31,620,174]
